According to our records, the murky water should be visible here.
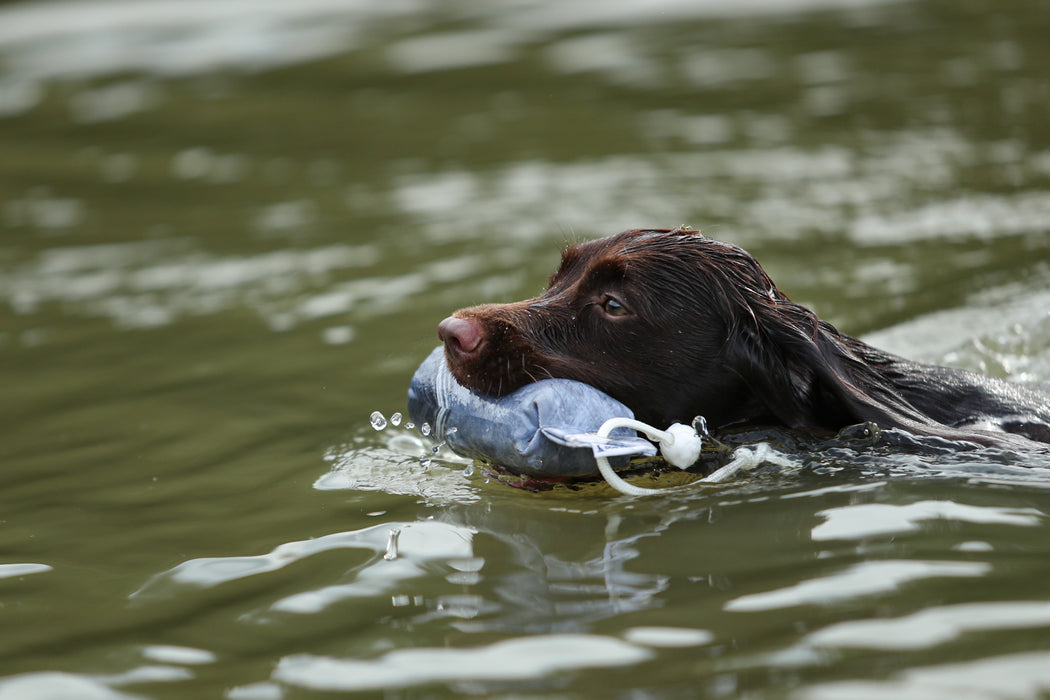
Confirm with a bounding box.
[2,0,1050,697]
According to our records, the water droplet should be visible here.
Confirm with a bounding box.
[421,422,431,437]
[446,426,458,435]
[391,412,402,427]
[404,422,415,430]
[370,411,387,431]
[384,528,401,561]
[419,457,431,470]
[462,464,475,477]
[692,415,709,436]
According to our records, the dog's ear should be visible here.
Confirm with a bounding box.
[727,297,1031,447]
[687,238,1034,448]
[728,296,939,434]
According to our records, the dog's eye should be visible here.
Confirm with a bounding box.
[601,296,629,317]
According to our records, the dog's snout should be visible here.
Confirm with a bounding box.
[438,315,484,359]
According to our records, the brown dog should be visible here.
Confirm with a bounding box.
[438,228,1050,449]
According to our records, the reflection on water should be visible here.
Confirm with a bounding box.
[272,634,654,692]
[805,601,1050,651]
[802,652,1050,700]
[2,240,384,331]
[0,562,52,579]
[6,131,1047,342]
[724,559,992,611]
[865,286,1050,375]
[0,0,417,82]
[133,520,478,610]
[810,500,1043,541]
[390,131,1050,251]
[2,0,1050,697]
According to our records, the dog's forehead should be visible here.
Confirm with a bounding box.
[551,229,716,289]
[605,230,708,264]
[625,229,679,245]
[571,229,695,257]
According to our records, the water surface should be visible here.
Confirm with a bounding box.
[2,0,1050,697]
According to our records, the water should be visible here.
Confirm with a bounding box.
[1,0,1050,697]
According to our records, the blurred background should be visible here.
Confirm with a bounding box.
[2,0,1050,698]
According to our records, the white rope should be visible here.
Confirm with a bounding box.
[594,418,681,496]
[593,416,791,496]
[700,443,794,483]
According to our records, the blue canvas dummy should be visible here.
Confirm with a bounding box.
[407,347,657,478]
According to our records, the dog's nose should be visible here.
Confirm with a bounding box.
[438,316,484,358]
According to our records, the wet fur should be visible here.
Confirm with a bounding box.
[441,228,1050,450]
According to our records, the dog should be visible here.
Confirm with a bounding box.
[437,227,1050,450]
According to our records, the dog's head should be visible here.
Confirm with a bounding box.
[438,227,801,428]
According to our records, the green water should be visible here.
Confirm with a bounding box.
[2,0,1050,697]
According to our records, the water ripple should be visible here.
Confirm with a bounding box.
[724,560,991,612]
[272,634,652,692]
